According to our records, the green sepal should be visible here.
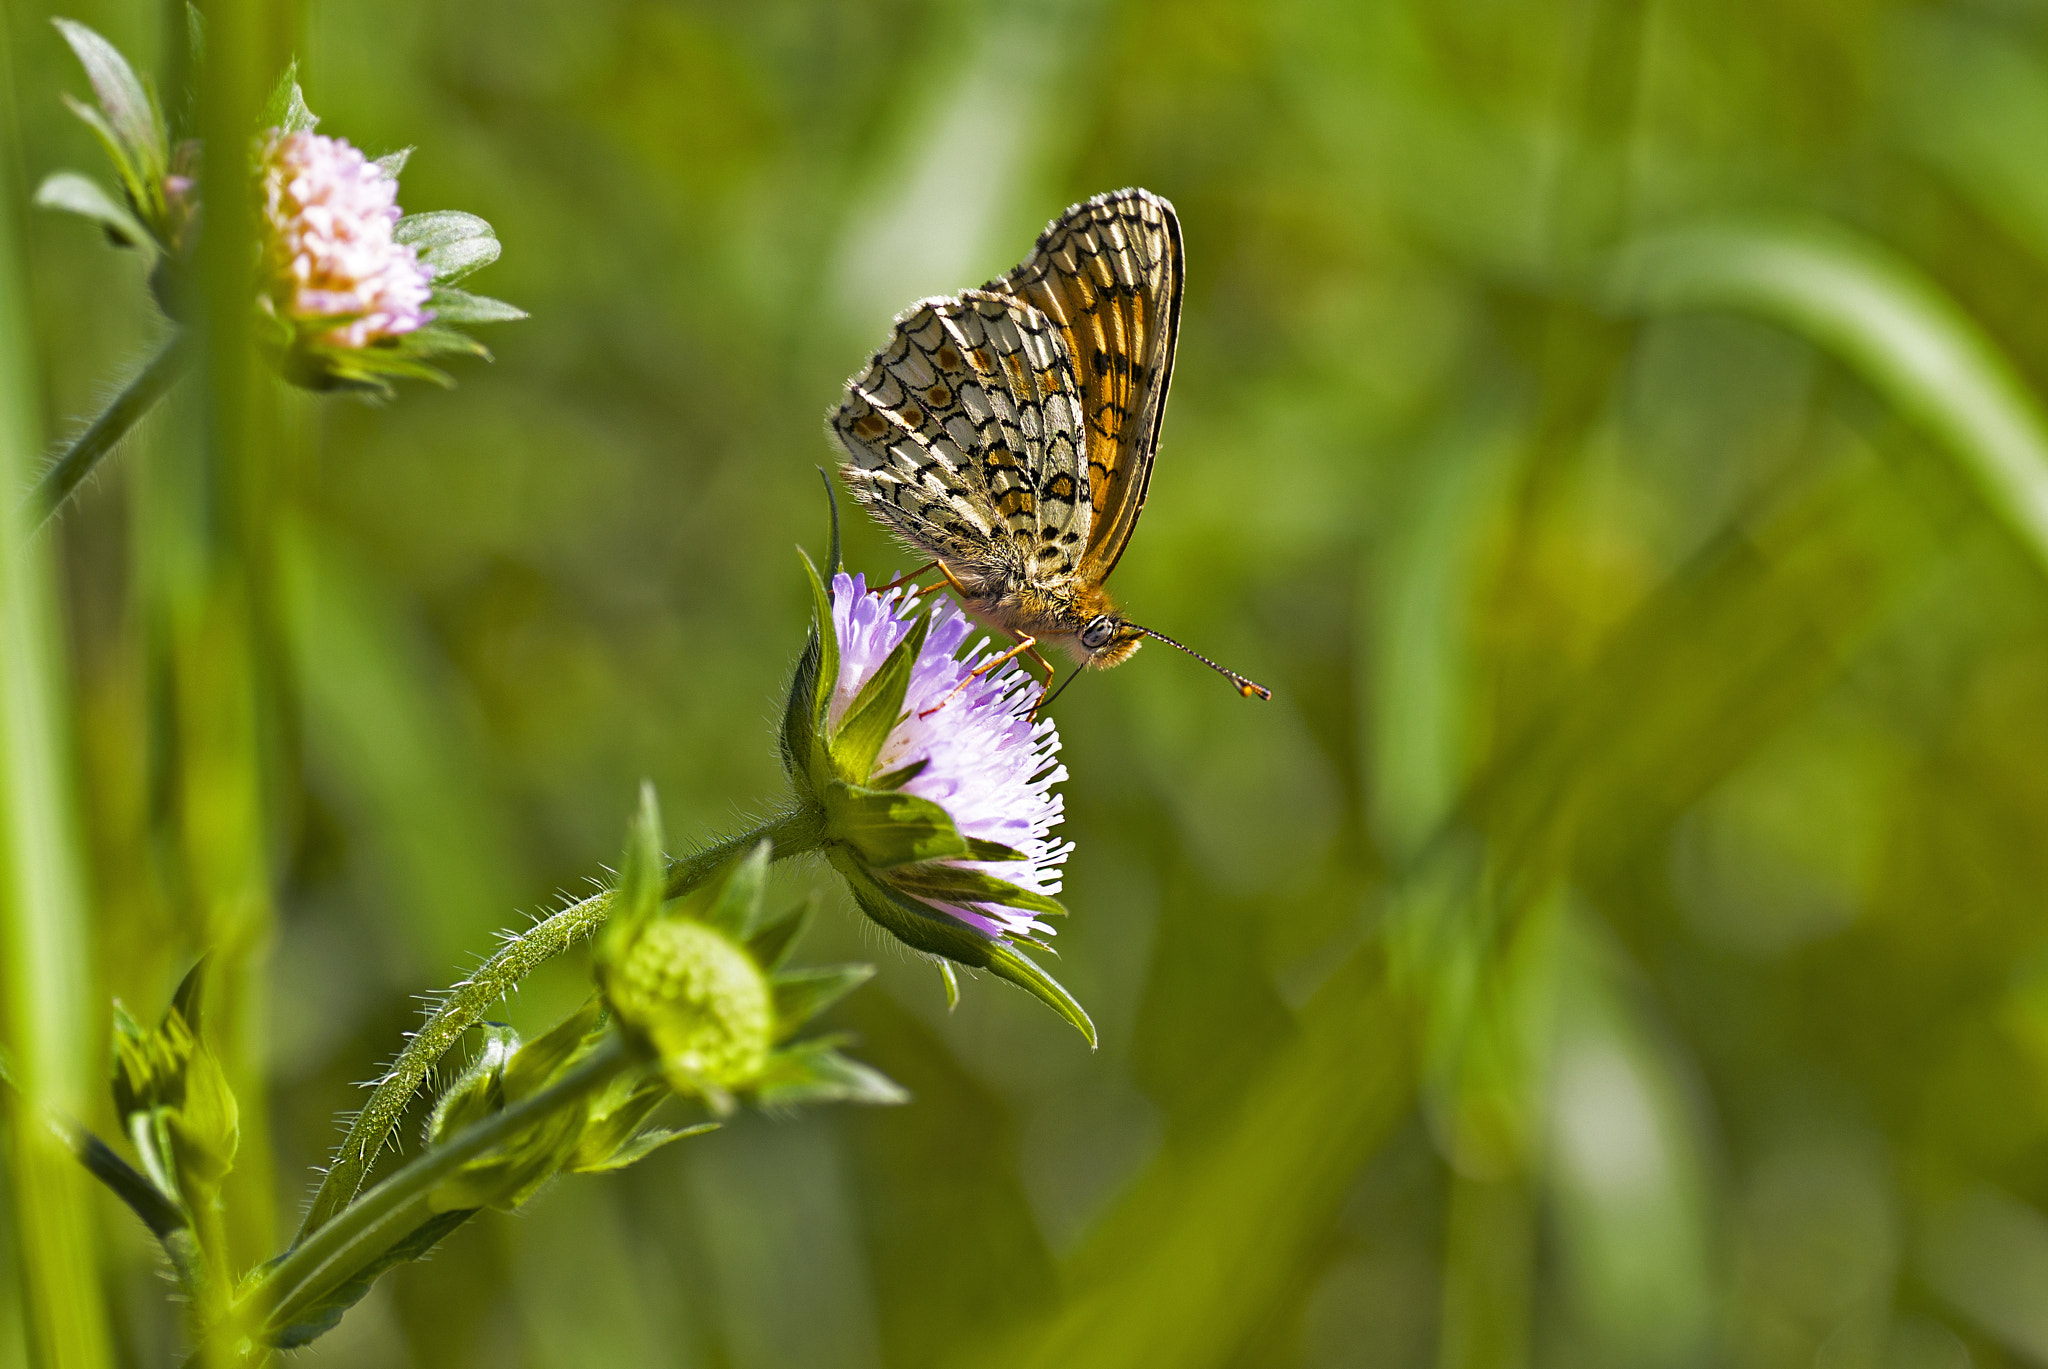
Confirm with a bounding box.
[425,1024,517,1146]
[392,326,491,361]
[745,895,814,972]
[821,781,1024,869]
[374,148,411,178]
[34,171,154,254]
[867,758,929,791]
[570,1122,715,1174]
[498,996,604,1104]
[697,840,771,940]
[261,61,317,135]
[782,632,822,797]
[832,855,1095,1046]
[885,862,1066,919]
[427,287,527,324]
[753,1039,907,1109]
[109,960,240,1195]
[53,19,167,207]
[830,611,927,782]
[818,467,843,575]
[938,961,960,1010]
[266,1209,476,1350]
[394,211,500,284]
[770,964,876,1042]
[599,781,667,968]
[797,547,839,734]
[982,941,1095,1049]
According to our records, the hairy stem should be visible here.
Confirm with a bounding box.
[201,1036,633,1366]
[24,332,192,529]
[295,806,823,1239]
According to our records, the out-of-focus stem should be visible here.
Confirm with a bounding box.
[23,333,193,530]
[295,806,825,1239]
[0,12,114,1368]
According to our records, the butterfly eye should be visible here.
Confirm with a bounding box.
[1080,616,1116,651]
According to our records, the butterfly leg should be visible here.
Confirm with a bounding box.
[919,635,1040,718]
[876,560,972,602]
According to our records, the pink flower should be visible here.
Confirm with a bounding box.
[259,130,433,349]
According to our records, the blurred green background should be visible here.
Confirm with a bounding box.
[14,0,2048,1364]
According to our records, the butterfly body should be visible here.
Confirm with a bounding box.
[831,189,1267,699]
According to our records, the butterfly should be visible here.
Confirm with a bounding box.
[829,187,1270,706]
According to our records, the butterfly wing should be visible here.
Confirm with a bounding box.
[830,291,1091,595]
[992,188,1182,585]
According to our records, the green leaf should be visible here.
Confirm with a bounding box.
[698,840,771,939]
[52,19,165,185]
[983,940,1096,1049]
[866,758,929,791]
[745,894,814,972]
[1608,217,2048,579]
[391,326,490,361]
[394,210,495,250]
[938,961,960,1010]
[833,857,1092,1045]
[34,171,154,253]
[261,62,317,135]
[415,233,501,284]
[499,997,604,1103]
[600,782,666,968]
[427,287,527,325]
[818,466,843,574]
[754,1040,908,1109]
[426,1023,516,1145]
[831,611,927,781]
[885,862,1067,919]
[375,148,412,178]
[770,964,875,1040]
[570,1122,714,1173]
[59,94,146,215]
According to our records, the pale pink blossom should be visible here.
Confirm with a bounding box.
[259,130,432,349]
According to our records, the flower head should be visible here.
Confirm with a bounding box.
[259,130,433,350]
[784,554,1095,1045]
[826,573,1072,940]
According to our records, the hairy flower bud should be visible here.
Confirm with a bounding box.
[605,919,773,1100]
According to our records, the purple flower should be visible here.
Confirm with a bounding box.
[259,129,433,349]
[827,573,1071,941]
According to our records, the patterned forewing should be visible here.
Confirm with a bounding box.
[995,188,1182,584]
[831,292,1090,592]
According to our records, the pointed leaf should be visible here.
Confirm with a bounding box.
[34,171,153,252]
[427,287,527,325]
[983,941,1096,1049]
[52,20,165,182]
[885,863,1066,919]
[499,997,603,1102]
[818,466,843,574]
[394,210,495,251]
[797,548,839,730]
[867,758,929,792]
[60,95,145,212]
[375,148,412,178]
[746,895,814,972]
[770,964,875,1040]
[419,235,500,285]
[571,1123,716,1173]
[831,612,927,780]
[391,325,490,360]
[755,1042,908,1109]
[938,961,960,1009]
[261,63,317,135]
[699,839,771,938]
[822,782,1020,868]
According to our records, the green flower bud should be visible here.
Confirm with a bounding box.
[605,918,773,1105]
[110,964,239,1203]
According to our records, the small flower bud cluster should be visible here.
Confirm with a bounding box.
[259,130,434,349]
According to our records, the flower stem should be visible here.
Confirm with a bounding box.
[195,1036,634,1366]
[24,331,193,530]
[294,805,823,1239]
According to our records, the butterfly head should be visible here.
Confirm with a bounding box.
[1064,589,1271,700]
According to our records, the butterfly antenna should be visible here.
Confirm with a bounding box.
[1130,623,1272,700]
[1039,667,1084,714]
